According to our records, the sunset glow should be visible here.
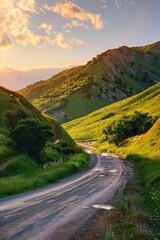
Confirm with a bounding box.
[0,0,160,89]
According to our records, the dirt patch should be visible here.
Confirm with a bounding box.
[0,155,19,172]
[69,176,154,240]
[68,205,122,240]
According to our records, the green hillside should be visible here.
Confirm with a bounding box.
[20,41,160,123]
[0,87,88,197]
[63,83,160,146]
[0,86,75,161]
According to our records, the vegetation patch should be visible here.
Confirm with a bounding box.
[0,152,89,198]
[103,111,156,146]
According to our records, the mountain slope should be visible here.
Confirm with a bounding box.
[63,82,160,147]
[20,41,160,123]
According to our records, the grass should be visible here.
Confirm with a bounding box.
[0,152,89,198]
[104,177,155,240]
[126,155,160,235]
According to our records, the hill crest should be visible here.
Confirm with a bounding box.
[20,41,160,123]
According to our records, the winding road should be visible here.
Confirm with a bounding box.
[0,151,132,240]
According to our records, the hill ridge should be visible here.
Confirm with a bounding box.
[20,41,160,123]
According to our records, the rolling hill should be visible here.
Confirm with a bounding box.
[20,41,160,123]
[0,86,79,164]
[63,82,160,158]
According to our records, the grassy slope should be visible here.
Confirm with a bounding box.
[0,87,89,197]
[20,41,160,123]
[63,83,160,144]
[63,83,160,236]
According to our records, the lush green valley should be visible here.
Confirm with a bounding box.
[0,87,88,197]
[20,41,160,123]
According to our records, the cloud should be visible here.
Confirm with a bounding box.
[39,23,53,35]
[43,1,104,30]
[54,32,71,49]
[115,0,122,8]
[92,0,107,2]
[70,38,85,46]
[0,1,46,48]
[64,20,85,29]
[53,32,85,49]
[0,1,86,50]
[17,0,37,13]
[101,5,108,9]
[0,32,13,49]
[15,28,43,47]
[65,29,71,33]
[63,20,89,30]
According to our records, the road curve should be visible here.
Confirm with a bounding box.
[0,153,132,240]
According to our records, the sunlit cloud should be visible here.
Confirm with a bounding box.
[0,32,13,49]
[14,28,43,47]
[115,0,122,8]
[17,0,37,13]
[92,0,107,2]
[65,29,71,33]
[53,32,85,49]
[63,20,85,29]
[43,1,104,30]
[39,23,53,35]
[54,32,71,49]
[0,0,43,48]
[0,0,108,52]
[70,38,85,46]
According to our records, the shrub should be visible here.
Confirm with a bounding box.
[103,111,156,145]
[8,118,53,161]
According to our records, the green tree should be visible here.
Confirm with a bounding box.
[5,109,29,130]
[103,111,156,146]
[9,118,53,161]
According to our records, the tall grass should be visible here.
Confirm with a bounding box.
[126,154,160,236]
[0,152,89,198]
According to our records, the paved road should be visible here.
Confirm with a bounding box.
[0,153,132,240]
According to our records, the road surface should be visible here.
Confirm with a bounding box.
[0,153,132,240]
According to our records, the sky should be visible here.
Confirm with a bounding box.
[0,0,160,90]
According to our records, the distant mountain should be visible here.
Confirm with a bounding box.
[20,41,160,123]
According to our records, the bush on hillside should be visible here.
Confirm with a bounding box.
[103,111,156,146]
[5,109,29,130]
[8,118,53,162]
